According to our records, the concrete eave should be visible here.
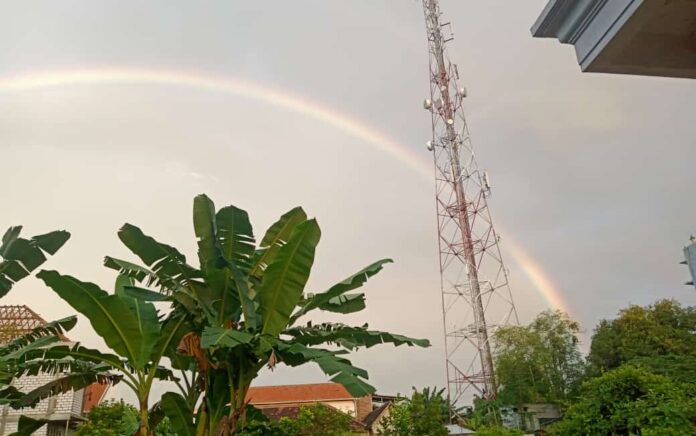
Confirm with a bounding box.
[2,412,85,422]
[531,0,696,79]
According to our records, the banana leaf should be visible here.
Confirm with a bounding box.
[37,271,160,369]
[291,259,391,323]
[259,219,320,336]
[0,227,70,297]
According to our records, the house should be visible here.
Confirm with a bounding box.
[0,305,110,436]
[361,401,392,435]
[501,403,562,433]
[246,383,394,435]
[518,403,562,432]
[531,0,696,79]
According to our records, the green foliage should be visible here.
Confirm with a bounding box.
[231,403,358,436]
[0,225,75,428]
[474,426,524,436]
[233,406,282,436]
[0,226,70,298]
[379,387,449,436]
[35,271,188,436]
[463,398,505,430]
[152,417,176,436]
[378,399,412,436]
[235,421,283,436]
[494,310,584,405]
[37,271,161,369]
[76,400,139,436]
[75,400,177,436]
[569,300,696,434]
[34,195,428,435]
[551,366,696,435]
[275,403,355,436]
[258,219,320,336]
[629,354,696,385]
[160,392,195,436]
[587,299,696,379]
[9,416,49,436]
[0,315,79,402]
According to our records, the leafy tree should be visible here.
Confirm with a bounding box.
[493,310,584,405]
[152,417,176,436]
[628,354,696,385]
[407,387,449,435]
[462,397,505,430]
[587,299,696,381]
[233,404,357,436]
[275,403,355,436]
[474,426,524,436]
[75,400,177,436]
[233,406,283,436]
[552,365,696,435]
[377,395,412,436]
[379,387,449,436]
[235,420,281,436]
[76,400,139,436]
[32,195,429,435]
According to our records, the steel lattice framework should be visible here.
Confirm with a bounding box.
[0,305,47,343]
[422,0,518,404]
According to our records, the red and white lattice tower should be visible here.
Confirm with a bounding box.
[422,0,518,404]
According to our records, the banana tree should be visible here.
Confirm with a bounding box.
[105,194,430,435]
[35,271,191,436]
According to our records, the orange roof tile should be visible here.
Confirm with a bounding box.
[246,383,355,404]
[82,382,110,413]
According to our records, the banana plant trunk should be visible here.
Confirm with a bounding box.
[228,382,251,435]
[138,398,149,436]
[222,367,252,436]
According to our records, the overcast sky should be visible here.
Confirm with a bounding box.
[2,0,695,402]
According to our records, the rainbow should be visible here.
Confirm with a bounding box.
[0,67,570,316]
[0,68,431,180]
[505,239,572,316]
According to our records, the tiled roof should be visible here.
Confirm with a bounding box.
[246,383,355,404]
[363,402,391,427]
[82,382,110,413]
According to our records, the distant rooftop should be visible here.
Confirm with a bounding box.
[246,382,356,404]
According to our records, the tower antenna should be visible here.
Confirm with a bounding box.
[422,0,518,405]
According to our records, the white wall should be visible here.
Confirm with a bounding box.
[0,373,83,436]
[323,400,356,416]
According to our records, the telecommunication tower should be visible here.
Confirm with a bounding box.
[422,0,518,404]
